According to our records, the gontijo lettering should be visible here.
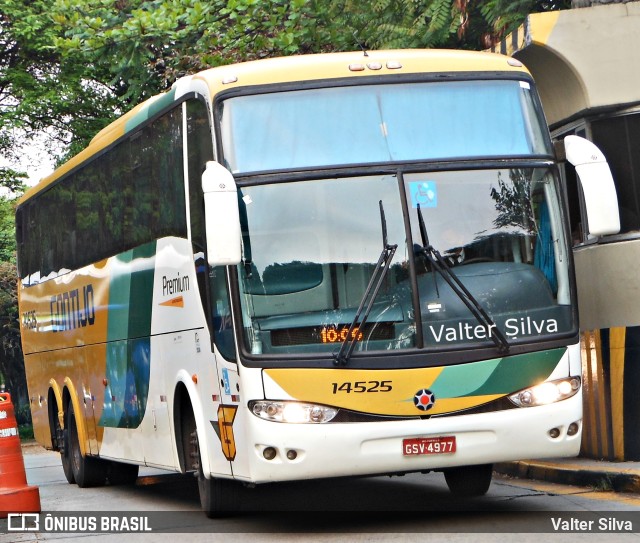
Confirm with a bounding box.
[50,284,95,332]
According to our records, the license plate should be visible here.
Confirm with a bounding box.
[403,436,456,456]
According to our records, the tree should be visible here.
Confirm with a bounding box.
[0,0,121,166]
[1,0,573,166]
[0,187,27,422]
[0,166,25,415]
[50,0,352,106]
[0,260,28,424]
[0,167,26,195]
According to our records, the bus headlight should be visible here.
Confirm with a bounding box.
[508,377,581,407]
[249,400,339,423]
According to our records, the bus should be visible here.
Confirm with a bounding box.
[15,49,620,516]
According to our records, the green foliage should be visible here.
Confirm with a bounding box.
[18,424,34,441]
[1,0,121,165]
[0,168,27,196]
[3,0,571,163]
[0,167,25,264]
[0,260,29,425]
[0,198,18,263]
[0,262,21,362]
[51,0,353,104]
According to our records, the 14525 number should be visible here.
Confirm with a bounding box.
[331,380,393,394]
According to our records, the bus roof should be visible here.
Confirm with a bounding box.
[19,49,528,205]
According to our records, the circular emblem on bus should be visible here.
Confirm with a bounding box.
[414,389,436,411]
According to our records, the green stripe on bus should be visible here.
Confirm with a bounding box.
[107,251,133,341]
[127,242,156,339]
[431,348,566,398]
[106,241,157,341]
[101,241,157,429]
[124,88,177,135]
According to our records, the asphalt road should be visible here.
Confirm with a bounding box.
[2,445,640,542]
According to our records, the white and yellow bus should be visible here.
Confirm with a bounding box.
[16,50,619,516]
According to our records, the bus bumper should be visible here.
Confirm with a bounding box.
[238,392,582,483]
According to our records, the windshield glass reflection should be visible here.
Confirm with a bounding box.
[236,168,572,358]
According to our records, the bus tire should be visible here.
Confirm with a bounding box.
[68,401,107,488]
[61,426,75,484]
[59,408,75,484]
[182,410,237,517]
[198,468,238,519]
[107,461,139,485]
[443,464,493,497]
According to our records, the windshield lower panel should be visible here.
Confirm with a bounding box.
[236,168,574,361]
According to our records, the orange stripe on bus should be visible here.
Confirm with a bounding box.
[160,296,184,308]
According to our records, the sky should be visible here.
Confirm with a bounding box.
[1,131,57,188]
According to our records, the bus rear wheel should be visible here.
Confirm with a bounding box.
[443,464,493,497]
[58,408,75,484]
[68,401,108,488]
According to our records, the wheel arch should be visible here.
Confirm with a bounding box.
[173,372,212,476]
[47,379,64,450]
[62,377,89,457]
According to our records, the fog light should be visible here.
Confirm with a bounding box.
[549,427,561,439]
[286,450,297,461]
[567,422,580,436]
[263,447,277,460]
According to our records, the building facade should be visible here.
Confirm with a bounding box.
[496,1,640,460]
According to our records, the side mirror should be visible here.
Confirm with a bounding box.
[201,161,241,266]
[564,135,620,237]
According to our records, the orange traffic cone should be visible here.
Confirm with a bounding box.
[0,392,41,518]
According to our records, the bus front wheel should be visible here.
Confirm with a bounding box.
[67,401,108,488]
[183,412,237,517]
[443,464,493,497]
[196,460,237,519]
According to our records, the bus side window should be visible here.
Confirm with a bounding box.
[555,128,586,245]
[209,266,236,361]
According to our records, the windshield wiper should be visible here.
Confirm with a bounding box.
[415,204,509,354]
[333,201,397,366]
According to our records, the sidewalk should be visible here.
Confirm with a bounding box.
[495,457,640,494]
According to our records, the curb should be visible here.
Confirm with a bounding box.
[495,461,640,494]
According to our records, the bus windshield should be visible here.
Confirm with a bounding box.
[236,167,573,358]
[220,80,551,174]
